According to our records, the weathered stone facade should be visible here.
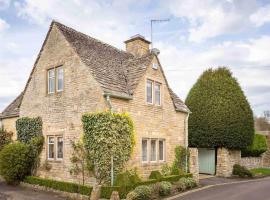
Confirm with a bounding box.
[18,22,189,183]
[189,148,199,183]
[0,117,18,140]
[216,148,241,177]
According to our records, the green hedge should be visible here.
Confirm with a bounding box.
[185,68,254,149]
[16,117,42,143]
[24,176,92,195]
[242,133,268,157]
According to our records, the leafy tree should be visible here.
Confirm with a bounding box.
[186,67,254,149]
[242,133,268,157]
[82,112,135,184]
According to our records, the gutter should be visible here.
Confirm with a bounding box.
[103,91,133,100]
[185,112,190,173]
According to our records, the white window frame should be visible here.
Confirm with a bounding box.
[56,67,64,92]
[150,139,157,162]
[146,79,153,104]
[159,140,165,162]
[47,136,55,160]
[154,82,161,106]
[142,139,148,163]
[48,69,55,94]
[56,136,63,160]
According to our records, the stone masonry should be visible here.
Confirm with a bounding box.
[189,148,199,183]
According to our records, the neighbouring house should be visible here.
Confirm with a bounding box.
[0,21,192,184]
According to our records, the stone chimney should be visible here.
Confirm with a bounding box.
[124,34,151,57]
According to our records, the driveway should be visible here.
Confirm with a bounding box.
[172,177,270,200]
[0,180,67,200]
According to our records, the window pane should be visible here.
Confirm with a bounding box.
[155,83,161,105]
[159,140,164,161]
[147,80,153,103]
[48,69,55,93]
[57,67,63,91]
[150,140,157,161]
[57,137,63,159]
[142,140,148,162]
[48,137,54,159]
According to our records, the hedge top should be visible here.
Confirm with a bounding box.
[186,67,254,149]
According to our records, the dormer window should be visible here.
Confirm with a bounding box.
[152,63,158,70]
[47,66,64,94]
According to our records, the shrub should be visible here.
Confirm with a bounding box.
[0,128,12,151]
[178,177,197,189]
[115,169,141,187]
[126,191,140,200]
[159,181,172,196]
[16,117,42,143]
[149,171,163,181]
[28,136,44,175]
[24,176,92,195]
[132,185,151,200]
[186,68,254,149]
[232,164,253,178]
[161,164,172,176]
[138,179,158,186]
[161,175,181,182]
[83,112,135,184]
[242,133,268,157]
[174,179,186,192]
[172,146,189,173]
[0,142,32,184]
[150,183,161,199]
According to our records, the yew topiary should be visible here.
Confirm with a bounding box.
[186,67,254,149]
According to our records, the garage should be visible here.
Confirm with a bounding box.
[198,148,216,175]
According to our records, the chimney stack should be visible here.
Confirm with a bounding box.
[124,34,151,57]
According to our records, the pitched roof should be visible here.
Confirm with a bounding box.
[0,93,23,119]
[1,21,189,117]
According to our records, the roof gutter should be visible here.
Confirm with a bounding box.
[103,91,133,100]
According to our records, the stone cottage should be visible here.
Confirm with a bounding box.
[0,21,191,183]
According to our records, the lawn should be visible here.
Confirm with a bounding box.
[250,168,270,176]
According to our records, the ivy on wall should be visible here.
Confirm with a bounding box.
[16,117,42,143]
[82,112,135,184]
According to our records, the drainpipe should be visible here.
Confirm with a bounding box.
[104,94,112,111]
[185,112,190,173]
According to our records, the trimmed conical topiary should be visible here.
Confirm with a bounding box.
[186,67,254,149]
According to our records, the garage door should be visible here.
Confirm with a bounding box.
[198,148,216,175]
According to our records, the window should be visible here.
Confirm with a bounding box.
[159,140,165,161]
[155,83,161,106]
[150,139,157,162]
[142,139,148,162]
[57,137,63,159]
[48,69,55,94]
[47,66,63,94]
[142,138,165,163]
[57,67,64,92]
[146,80,153,104]
[48,136,55,159]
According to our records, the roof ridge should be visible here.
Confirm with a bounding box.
[53,20,133,58]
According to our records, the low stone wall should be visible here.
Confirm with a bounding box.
[240,157,264,169]
[216,148,241,177]
[189,148,199,183]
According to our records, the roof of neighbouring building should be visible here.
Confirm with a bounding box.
[0,21,190,118]
[0,92,23,119]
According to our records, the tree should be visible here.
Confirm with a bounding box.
[185,67,254,149]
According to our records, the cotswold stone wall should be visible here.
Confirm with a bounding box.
[189,148,199,183]
[240,157,264,169]
[216,148,241,177]
[1,117,18,140]
[110,56,188,178]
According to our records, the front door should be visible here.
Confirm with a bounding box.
[198,148,216,175]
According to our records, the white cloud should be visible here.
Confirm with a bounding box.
[0,0,10,10]
[250,4,270,27]
[165,0,260,42]
[0,18,9,32]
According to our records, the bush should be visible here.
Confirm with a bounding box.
[232,164,253,178]
[126,191,140,200]
[174,179,186,192]
[0,142,32,184]
[242,133,268,157]
[24,176,92,195]
[0,128,12,151]
[28,136,44,174]
[161,164,171,176]
[178,177,197,189]
[149,171,163,181]
[132,185,151,200]
[161,175,181,182]
[83,112,135,184]
[115,169,141,187]
[159,181,172,196]
[172,146,189,173]
[186,68,254,149]
[16,117,42,143]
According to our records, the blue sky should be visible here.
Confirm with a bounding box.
[0,0,270,116]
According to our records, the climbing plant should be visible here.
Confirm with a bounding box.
[82,112,135,184]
